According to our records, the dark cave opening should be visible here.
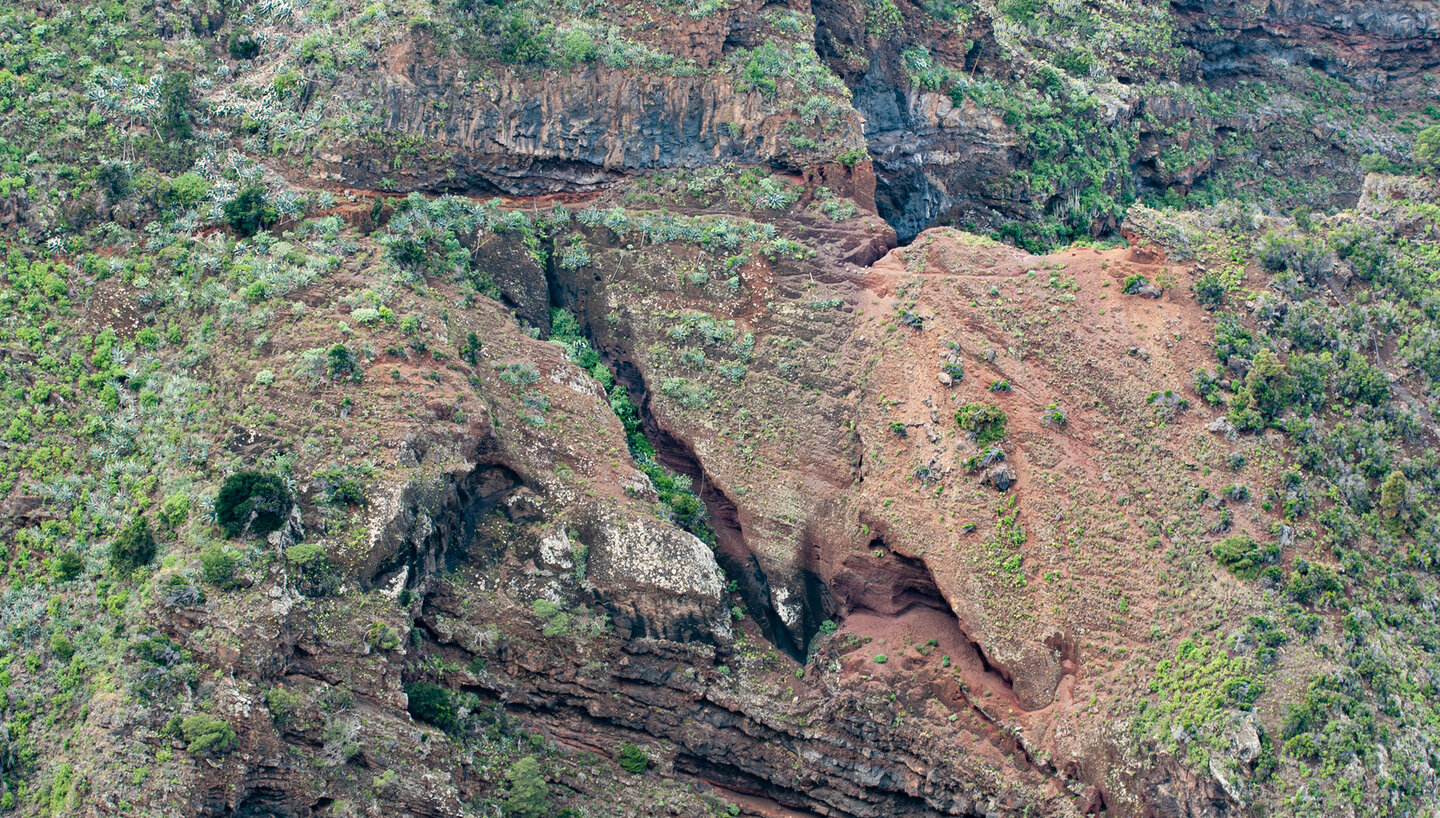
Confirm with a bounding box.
[366,461,526,591]
[832,541,1023,705]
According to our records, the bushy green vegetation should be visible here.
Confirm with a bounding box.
[223,188,279,238]
[1210,534,1278,580]
[405,682,460,733]
[1137,638,1268,774]
[1160,187,1440,811]
[1416,125,1440,172]
[107,517,157,575]
[617,742,650,774]
[960,76,1138,250]
[215,471,293,539]
[954,402,1008,448]
[179,715,238,756]
[503,756,551,817]
[286,542,335,596]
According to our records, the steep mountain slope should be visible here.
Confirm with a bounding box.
[1,0,1439,816]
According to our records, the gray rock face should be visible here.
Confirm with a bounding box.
[986,464,1016,492]
[1173,0,1440,83]
[861,82,1022,242]
[585,513,734,644]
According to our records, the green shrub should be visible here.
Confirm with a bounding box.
[835,147,866,168]
[498,361,540,386]
[873,654,888,663]
[222,187,278,237]
[286,543,334,596]
[159,492,191,529]
[559,29,597,65]
[405,682,459,733]
[954,403,1008,447]
[1415,124,1440,172]
[199,546,239,588]
[617,742,650,774]
[180,715,237,755]
[1379,470,1414,521]
[327,344,360,382]
[998,0,1043,24]
[1211,535,1278,579]
[215,471,292,538]
[109,516,157,575]
[504,756,550,817]
[1283,731,1319,760]
[1359,152,1399,174]
[50,551,84,582]
[1041,402,1067,429]
[285,543,328,565]
[738,41,782,98]
[228,28,260,60]
[167,172,210,209]
[50,633,75,661]
[265,687,301,724]
[331,479,366,505]
[273,70,301,98]
[1193,270,1225,309]
[158,73,193,142]
[366,621,403,651]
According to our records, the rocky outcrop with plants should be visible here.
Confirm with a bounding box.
[1,0,1439,816]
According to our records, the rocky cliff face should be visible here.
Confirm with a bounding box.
[294,1,867,199]
[807,0,1440,242]
[1174,0,1440,83]
[278,0,1437,244]
[161,205,1290,817]
[3,0,1440,815]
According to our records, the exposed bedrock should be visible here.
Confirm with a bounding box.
[1173,0,1440,85]
[310,13,869,197]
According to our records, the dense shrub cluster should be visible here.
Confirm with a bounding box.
[108,517,157,575]
[954,403,1008,448]
[405,682,459,733]
[215,471,292,539]
[1186,191,1440,808]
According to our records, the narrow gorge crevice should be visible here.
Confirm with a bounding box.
[542,251,810,661]
[809,0,961,246]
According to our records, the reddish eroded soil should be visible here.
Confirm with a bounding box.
[805,226,1272,801]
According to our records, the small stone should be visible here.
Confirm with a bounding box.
[937,372,953,387]
[986,465,1016,492]
[1277,524,1295,549]
[1207,416,1238,439]
[504,488,545,523]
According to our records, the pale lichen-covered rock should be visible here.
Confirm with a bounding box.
[586,513,733,644]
